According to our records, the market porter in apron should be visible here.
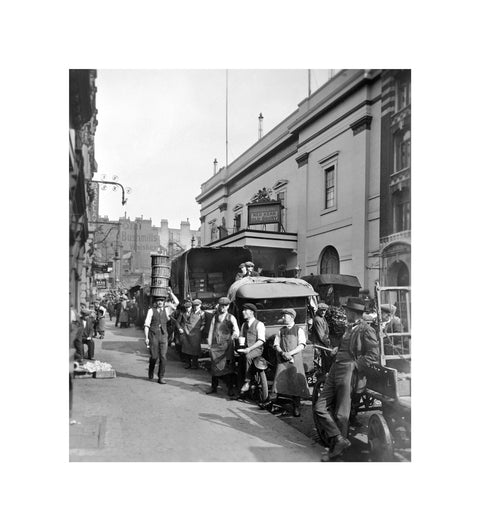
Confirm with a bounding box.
[272,324,310,399]
[210,313,235,376]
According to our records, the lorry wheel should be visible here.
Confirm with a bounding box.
[368,413,394,461]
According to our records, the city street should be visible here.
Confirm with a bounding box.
[70,319,408,462]
[70,318,325,462]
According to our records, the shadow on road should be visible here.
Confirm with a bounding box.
[198,406,316,453]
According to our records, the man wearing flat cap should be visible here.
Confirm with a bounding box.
[207,297,240,396]
[313,297,379,459]
[312,302,332,375]
[74,308,95,362]
[177,299,205,369]
[235,263,247,282]
[237,303,266,393]
[144,287,179,383]
[270,309,310,416]
[244,261,260,277]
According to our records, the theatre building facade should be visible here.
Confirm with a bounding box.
[196,69,411,293]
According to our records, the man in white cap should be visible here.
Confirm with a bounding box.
[313,297,379,459]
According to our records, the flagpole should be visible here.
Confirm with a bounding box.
[226,69,229,175]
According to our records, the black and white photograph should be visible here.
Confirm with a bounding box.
[68,68,412,463]
[4,2,479,530]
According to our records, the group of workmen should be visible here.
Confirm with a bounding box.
[142,271,403,460]
[142,286,310,418]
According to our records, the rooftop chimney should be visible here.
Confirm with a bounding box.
[213,158,218,174]
[258,113,264,140]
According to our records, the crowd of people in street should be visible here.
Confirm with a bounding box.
[70,259,407,461]
[70,290,146,364]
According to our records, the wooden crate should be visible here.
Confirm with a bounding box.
[93,370,116,379]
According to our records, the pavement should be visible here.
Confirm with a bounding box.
[70,319,327,462]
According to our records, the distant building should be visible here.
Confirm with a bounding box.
[95,215,200,289]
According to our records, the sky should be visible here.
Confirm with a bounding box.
[94,69,332,229]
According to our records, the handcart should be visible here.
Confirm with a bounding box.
[361,282,411,461]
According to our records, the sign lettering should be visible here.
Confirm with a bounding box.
[247,202,282,225]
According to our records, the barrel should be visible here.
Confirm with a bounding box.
[151,253,169,267]
[152,265,170,278]
[151,286,168,298]
[151,276,169,288]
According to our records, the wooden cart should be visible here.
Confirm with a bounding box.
[359,282,411,461]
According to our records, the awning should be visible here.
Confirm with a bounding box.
[122,251,132,260]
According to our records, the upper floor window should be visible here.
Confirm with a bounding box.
[394,130,411,172]
[325,166,336,209]
[209,221,218,241]
[319,153,339,213]
[234,212,242,232]
[276,190,286,230]
[392,188,411,233]
[396,76,411,112]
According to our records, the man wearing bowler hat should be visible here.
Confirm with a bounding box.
[237,303,266,393]
[313,297,379,459]
[144,287,179,383]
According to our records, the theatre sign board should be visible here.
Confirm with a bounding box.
[247,201,282,226]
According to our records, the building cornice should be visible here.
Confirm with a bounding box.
[295,153,309,168]
[350,115,373,135]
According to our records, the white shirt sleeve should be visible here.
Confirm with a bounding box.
[144,308,153,328]
[273,332,281,348]
[256,321,266,342]
[207,316,215,347]
[298,326,306,346]
[230,315,240,339]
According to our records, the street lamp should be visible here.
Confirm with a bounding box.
[93,174,132,206]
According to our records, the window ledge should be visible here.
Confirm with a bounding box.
[321,206,337,216]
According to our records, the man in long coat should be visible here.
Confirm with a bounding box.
[178,299,205,369]
[313,297,379,459]
[206,297,239,396]
[271,308,310,417]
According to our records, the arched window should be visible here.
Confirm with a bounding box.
[319,246,340,274]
